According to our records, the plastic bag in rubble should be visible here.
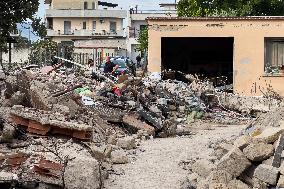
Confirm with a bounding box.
[148,72,161,81]
[75,87,92,96]
[82,96,95,106]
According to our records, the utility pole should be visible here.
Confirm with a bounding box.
[28,25,31,64]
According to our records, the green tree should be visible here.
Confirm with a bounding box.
[29,39,57,65]
[0,0,46,51]
[137,27,148,53]
[177,0,284,17]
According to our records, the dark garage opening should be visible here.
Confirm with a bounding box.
[161,37,234,87]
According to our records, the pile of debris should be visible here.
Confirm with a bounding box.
[183,106,284,189]
[0,63,282,188]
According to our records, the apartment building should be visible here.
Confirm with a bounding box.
[44,0,127,60]
[126,3,177,63]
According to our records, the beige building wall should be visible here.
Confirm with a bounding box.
[51,0,98,10]
[147,18,284,96]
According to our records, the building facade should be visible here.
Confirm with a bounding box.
[126,4,177,63]
[44,0,127,60]
[147,17,284,96]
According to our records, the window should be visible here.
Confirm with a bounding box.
[110,21,117,33]
[140,25,147,32]
[92,21,96,31]
[265,38,284,75]
[64,21,71,35]
[83,22,87,29]
[92,2,96,9]
[84,2,88,9]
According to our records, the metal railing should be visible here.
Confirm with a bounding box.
[47,29,124,37]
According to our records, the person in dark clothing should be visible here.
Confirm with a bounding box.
[136,55,141,68]
[104,57,118,74]
[51,56,58,67]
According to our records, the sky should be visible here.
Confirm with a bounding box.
[20,0,177,41]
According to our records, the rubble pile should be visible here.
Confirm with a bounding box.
[183,106,284,189]
[0,65,282,189]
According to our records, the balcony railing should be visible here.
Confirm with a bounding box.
[130,10,177,14]
[47,29,124,37]
[46,9,127,18]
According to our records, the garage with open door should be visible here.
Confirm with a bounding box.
[161,37,234,86]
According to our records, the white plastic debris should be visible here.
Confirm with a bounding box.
[82,96,95,106]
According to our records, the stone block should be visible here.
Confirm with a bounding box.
[242,142,274,162]
[252,178,267,189]
[254,127,284,143]
[64,157,101,189]
[117,136,136,150]
[234,135,253,150]
[111,150,129,164]
[208,170,233,185]
[217,148,251,178]
[253,164,279,185]
[277,175,284,188]
[192,159,216,178]
[228,179,251,189]
[122,114,155,136]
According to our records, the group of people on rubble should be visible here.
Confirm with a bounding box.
[88,54,142,78]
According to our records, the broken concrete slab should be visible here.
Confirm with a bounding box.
[64,157,101,189]
[253,164,279,185]
[0,171,18,182]
[252,177,267,189]
[90,145,106,161]
[208,170,233,186]
[216,148,251,178]
[254,127,284,143]
[227,179,251,189]
[10,106,93,140]
[0,123,15,143]
[277,175,284,188]
[111,150,129,164]
[233,135,253,150]
[122,114,155,136]
[242,142,274,162]
[117,136,136,150]
[191,159,216,178]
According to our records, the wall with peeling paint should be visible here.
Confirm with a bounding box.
[147,18,284,96]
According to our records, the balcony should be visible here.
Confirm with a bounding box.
[130,10,177,21]
[47,29,124,37]
[46,9,127,18]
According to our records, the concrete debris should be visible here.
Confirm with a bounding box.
[253,164,279,185]
[64,157,101,189]
[216,147,251,178]
[117,136,136,150]
[111,150,129,164]
[242,142,274,162]
[0,61,283,189]
[191,159,216,178]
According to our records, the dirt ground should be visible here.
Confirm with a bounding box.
[104,124,246,189]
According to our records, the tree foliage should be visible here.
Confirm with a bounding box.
[0,0,46,51]
[137,27,149,53]
[29,40,58,65]
[177,0,284,17]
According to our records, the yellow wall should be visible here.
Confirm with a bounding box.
[52,0,98,9]
[147,19,284,96]
[52,18,123,32]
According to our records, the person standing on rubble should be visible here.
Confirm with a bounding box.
[104,57,119,75]
[136,54,141,68]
